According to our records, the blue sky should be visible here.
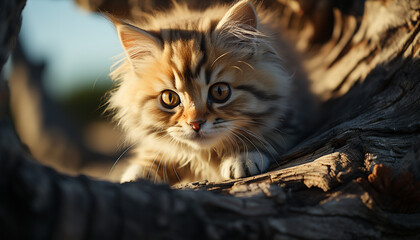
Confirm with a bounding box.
[20,0,123,99]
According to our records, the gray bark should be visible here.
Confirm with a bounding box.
[1,0,420,239]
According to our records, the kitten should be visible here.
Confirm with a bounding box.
[108,0,315,184]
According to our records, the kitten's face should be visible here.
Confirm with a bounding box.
[114,38,288,150]
[151,49,272,149]
[109,3,291,151]
[157,73,236,149]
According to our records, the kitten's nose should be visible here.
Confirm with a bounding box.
[188,120,206,132]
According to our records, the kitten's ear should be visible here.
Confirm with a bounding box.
[107,14,162,64]
[216,0,259,31]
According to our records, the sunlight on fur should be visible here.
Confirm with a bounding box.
[107,0,316,184]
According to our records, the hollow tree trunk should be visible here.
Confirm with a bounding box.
[1,0,420,239]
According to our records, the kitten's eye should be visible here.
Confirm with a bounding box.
[209,83,231,103]
[160,90,180,109]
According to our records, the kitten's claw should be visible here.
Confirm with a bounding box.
[220,152,270,179]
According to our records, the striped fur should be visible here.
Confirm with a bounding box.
[108,0,314,184]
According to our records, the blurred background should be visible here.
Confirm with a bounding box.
[6,0,126,180]
[20,0,121,100]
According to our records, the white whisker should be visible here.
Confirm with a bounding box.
[146,151,162,181]
[143,132,170,180]
[163,158,169,183]
[154,157,163,183]
[108,143,136,177]
[171,139,182,184]
[172,161,181,183]
[235,131,264,173]
[230,131,249,160]
[238,127,279,166]
[232,118,287,146]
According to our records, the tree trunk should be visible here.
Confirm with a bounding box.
[0,0,26,119]
[1,0,420,239]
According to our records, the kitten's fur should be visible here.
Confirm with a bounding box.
[108,0,315,184]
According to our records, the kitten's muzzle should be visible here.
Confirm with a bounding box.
[188,120,206,132]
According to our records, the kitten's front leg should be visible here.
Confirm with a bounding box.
[120,163,162,183]
[120,164,143,183]
[220,152,271,179]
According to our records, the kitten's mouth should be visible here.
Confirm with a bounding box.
[190,132,208,141]
[170,128,222,149]
[183,132,217,147]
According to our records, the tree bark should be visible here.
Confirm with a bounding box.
[1,0,420,239]
[0,0,26,119]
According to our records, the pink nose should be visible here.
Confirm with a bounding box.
[188,120,206,132]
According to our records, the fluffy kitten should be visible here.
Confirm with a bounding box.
[108,0,315,184]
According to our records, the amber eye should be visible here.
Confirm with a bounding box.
[209,82,231,103]
[160,90,180,109]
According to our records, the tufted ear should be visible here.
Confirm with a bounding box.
[216,0,259,31]
[107,14,162,65]
[214,1,261,56]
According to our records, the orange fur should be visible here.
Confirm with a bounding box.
[108,0,316,184]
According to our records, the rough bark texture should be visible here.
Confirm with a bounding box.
[1,0,420,239]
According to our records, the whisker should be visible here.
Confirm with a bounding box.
[230,131,249,161]
[231,65,243,73]
[147,151,162,181]
[232,118,288,146]
[235,131,265,174]
[232,118,287,135]
[223,130,241,155]
[108,143,136,177]
[225,119,282,166]
[154,138,177,183]
[163,159,168,183]
[238,127,280,166]
[143,132,170,180]
[220,133,236,157]
[172,161,181,184]
[237,126,276,153]
[237,60,255,71]
[154,156,164,184]
[171,139,182,184]
[211,51,231,68]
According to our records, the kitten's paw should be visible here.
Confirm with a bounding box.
[220,152,271,179]
[120,165,143,183]
[120,164,163,183]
